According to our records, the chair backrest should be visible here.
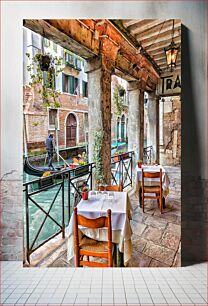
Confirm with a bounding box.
[142,168,162,189]
[74,207,112,267]
[98,185,123,192]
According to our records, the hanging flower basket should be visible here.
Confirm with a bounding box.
[118,88,125,97]
[39,55,51,71]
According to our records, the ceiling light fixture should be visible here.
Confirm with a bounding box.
[164,19,179,71]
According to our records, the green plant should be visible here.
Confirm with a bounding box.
[93,129,105,184]
[32,122,39,127]
[113,84,125,115]
[26,52,63,109]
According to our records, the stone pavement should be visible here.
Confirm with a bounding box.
[46,166,181,268]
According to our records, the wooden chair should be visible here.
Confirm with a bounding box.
[74,207,113,267]
[98,184,123,192]
[141,168,163,214]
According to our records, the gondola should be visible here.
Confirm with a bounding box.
[24,157,64,177]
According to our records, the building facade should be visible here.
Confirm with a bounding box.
[23,28,89,154]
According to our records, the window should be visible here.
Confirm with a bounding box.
[65,52,75,66]
[43,38,50,47]
[75,58,82,70]
[82,80,88,97]
[53,42,57,52]
[62,74,79,95]
[48,109,59,130]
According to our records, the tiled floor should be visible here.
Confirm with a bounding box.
[0,261,207,305]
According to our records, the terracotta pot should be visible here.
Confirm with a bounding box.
[113,156,119,162]
[82,191,88,200]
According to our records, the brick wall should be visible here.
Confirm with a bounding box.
[24,86,88,151]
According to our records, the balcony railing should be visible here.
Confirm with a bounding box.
[23,153,133,264]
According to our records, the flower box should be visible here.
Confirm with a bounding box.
[74,165,89,177]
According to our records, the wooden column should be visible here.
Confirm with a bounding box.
[139,90,144,161]
[85,57,113,184]
[156,96,160,164]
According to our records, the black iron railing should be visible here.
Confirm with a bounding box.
[23,163,94,264]
[111,151,134,189]
[23,154,133,264]
[143,146,153,164]
[23,173,65,264]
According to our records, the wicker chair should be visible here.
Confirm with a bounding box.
[74,207,113,267]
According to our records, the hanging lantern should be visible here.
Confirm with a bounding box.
[164,19,179,71]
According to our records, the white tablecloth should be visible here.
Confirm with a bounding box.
[135,165,170,197]
[65,191,133,266]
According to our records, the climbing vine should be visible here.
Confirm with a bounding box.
[93,129,105,184]
[113,84,125,116]
[26,52,63,109]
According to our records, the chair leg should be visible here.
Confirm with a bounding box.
[113,243,117,267]
[163,197,166,209]
[160,194,163,214]
[139,187,142,207]
[142,194,144,213]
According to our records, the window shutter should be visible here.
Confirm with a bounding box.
[69,75,74,94]
[82,80,85,96]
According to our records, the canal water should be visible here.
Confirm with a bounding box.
[23,142,128,250]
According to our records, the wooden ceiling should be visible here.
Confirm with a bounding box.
[118,19,181,74]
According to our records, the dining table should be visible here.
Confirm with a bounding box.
[65,190,133,267]
[134,164,170,207]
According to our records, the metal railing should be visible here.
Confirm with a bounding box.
[143,145,153,164]
[24,173,65,264]
[23,163,94,264]
[23,154,133,264]
[111,151,134,189]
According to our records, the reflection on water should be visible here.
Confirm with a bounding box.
[23,171,72,250]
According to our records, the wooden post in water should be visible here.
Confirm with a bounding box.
[55,118,59,163]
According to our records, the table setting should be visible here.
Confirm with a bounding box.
[65,190,133,266]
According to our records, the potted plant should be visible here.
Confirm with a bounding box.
[118,88,125,97]
[137,159,143,168]
[26,52,63,109]
[82,186,89,200]
[39,54,51,71]
[113,151,129,162]
[113,151,120,162]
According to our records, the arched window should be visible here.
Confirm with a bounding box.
[66,113,77,147]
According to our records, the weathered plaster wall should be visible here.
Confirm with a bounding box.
[1,1,207,263]
[160,96,181,166]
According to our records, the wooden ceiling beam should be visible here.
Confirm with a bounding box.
[122,19,142,27]
[128,19,161,35]
[140,27,181,48]
[23,19,98,59]
[136,20,181,41]
[147,36,181,52]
